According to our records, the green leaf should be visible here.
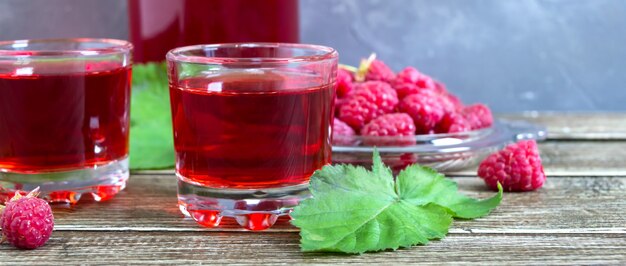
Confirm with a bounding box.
[292,165,452,254]
[129,62,175,170]
[290,150,502,254]
[396,165,503,219]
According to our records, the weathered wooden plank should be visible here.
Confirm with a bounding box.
[1,231,624,264]
[3,114,624,263]
[498,112,626,140]
[134,141,626,176]
[49,175,626,233]
[450,140,626,176]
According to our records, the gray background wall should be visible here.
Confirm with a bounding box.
[1,0,625,112]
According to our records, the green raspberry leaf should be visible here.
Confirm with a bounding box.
[290,150,502,254]
[291,165,452,254]
[129,62,175,170]
[396,165,503,219]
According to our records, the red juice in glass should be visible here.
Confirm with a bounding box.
[0,67,130,172]
[0,39,132,204]
[128,0,299,63]
[170,74,334,189]
[167,43,337,230]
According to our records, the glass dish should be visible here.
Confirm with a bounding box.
[332,119,547,173]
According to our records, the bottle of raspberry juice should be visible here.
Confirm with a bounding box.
[128,0,300,63]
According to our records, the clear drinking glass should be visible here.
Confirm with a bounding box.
[0,39,132,204]
[167,43,337,230]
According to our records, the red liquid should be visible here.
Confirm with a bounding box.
[128,0,300,63]
[0,66,131,173]
[170,73,334,189]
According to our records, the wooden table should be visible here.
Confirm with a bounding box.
[2,113,626,264]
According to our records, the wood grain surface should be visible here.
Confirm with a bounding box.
[42,175,626,233]
[1,232,624,265]
[499,112,626,140]
[450,141,626,176]
[1,113,625,264]
[134,141,626,177]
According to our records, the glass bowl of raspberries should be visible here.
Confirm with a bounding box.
[331,55,546,172]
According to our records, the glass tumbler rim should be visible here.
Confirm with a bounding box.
[166,42,338,65]
[0,38,133,58]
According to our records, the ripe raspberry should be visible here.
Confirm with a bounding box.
[415,75,436,92]
[434,80,448,95]
[394,67,421,85]
[361,113,416,146]
[392,67,437,99]
[334,97,347,117]
[462,104,493,130]
[332,118,356,146]
[1,188,54,249]
[398,91,447,134]
[435,112,471,133]
[442,92,464,112]
[431,80,463,111]
[336,68,354,98]
[338,81,399,131]
[355,154,418,174]
[478,140,546,192]
[389,153,419,173]
[365,59,396,83]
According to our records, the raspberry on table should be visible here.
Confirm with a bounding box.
[477,140,546,192]
[435,112,471,133]
[365,59,396,83]
[1,188,54,249]
[332,118,357,146]
[336,68,354,98]
[338,81,399,131]
[361,113,416,146]
[462,103,493,130]
[398,91,447,134]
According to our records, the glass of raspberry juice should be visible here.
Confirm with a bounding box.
[0,39,132,204]
[167,43,337,230]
